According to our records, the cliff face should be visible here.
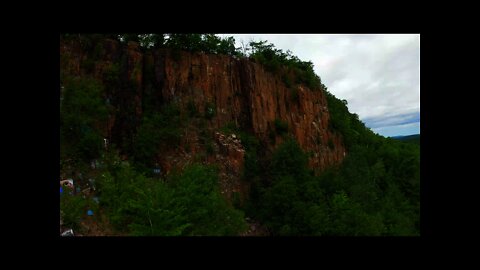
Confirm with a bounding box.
[156,49,345,169]
[60,37,345,199]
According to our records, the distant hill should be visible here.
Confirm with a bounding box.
[392,134,420,145]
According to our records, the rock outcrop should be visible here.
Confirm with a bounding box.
[150,48,345,171]
[60,36,346,199]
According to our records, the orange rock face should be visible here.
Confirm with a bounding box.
[60,38,345,174]
[153,49,345,172]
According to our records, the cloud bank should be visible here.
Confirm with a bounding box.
[219,34,420,137]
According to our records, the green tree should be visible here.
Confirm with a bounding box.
[126,180,191,236]
[60,76,108,161]
[132,104,182,169]
[170,164,247,235]
[270,138,309,180]
[60,189,87,231]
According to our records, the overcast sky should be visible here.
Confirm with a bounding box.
[219,34,420,137]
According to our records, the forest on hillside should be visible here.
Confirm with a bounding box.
[60,34,420,236]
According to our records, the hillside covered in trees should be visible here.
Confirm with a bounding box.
[60,34,420,236]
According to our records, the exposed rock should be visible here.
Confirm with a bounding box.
[60,36,347,202]
[151,50,345,172]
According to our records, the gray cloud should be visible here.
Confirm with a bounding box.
[219,34,420,136]
[363,112,420,129]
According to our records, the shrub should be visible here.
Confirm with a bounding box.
[132,104,182,167]
[270,138,309,180]
[187,99,199,118]
[104,63,120,87]
[268,126,276,142]
[206,141,214,155]
[274,119,289,135]
[328,139,335,150]
[219,122,238,135]
[168,164,248,235]
[60,76,108,162]
[60,190,87,230]
[282,74,292,88]
[205,102,216,120]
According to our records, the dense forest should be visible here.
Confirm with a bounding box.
[393,134,420,145]
[60,34,420,236]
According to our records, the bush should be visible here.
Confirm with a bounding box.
[96,151,248,236]
[205,102,216,120]
[60,76,108,162]
[270,138,309,180]
[328,138,335,150]
[282,74,292,88]
[187,99,199,118]
[274,119,289,135]
[268,126,276,142]
[168,164,247,235]
[60,190,87,230]
[206,141,214,155]
[249,40,322,90]
[219,122,238,135]
[104,63,120,88]
[132,104,182,168]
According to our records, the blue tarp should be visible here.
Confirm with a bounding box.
[87,210,93,216]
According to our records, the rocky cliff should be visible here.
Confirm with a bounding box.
[60,37,346,200]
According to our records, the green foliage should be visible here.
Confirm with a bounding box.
[325,89,376,150]
[282,74,292,88]
[96,154,247,236]
[261,176,300,234]
[268,126,276,142]
[251,139,327,235]
[249,40,321,90]
[204,102,216,120]
[244,133,419,236]
[60,34,419,236]
[103,63,120,88]
[166,34,203,52]
[60,76,108,162]
[132,104,182,168]
[127,182,191,236]
[393,134,420,145]
[219,122,238,135]
[187,99,199,118]
[120,34,140,43]
[164,34,241,56]
[138,34,165,49]
[206,141,214,155]
[328,138,335,150]
[270,138,309,180]
[274,119,289,135]
[170,164,247,235]
[238,131,260,152]
[60,190,87,230]
[232,192,242,209]
[327,191,383,236]
[239,131,261,183]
